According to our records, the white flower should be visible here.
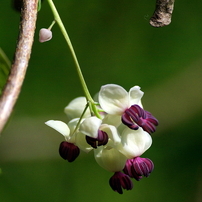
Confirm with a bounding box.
[99,124,152,160]
[98,84,144,115]
[90,121,152,172]
[79,116,102,138]
[94,146,127,172]
[44,83,157,193]
[64,97,91,120]
[102,114,122,127]
[45,119,92,153]
[117,127,152,159]
[45,120,71,141]
[79,116,122,145]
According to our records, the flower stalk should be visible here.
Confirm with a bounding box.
[46,0,94,105]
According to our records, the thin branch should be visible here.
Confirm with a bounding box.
[0,0,38,134]
[150,0,175,27]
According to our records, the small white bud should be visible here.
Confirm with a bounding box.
[39,28,52,43]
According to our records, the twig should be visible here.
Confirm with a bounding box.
[0,0,38,134]
[150,0,175,27]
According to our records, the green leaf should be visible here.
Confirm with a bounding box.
[0,48,11,95]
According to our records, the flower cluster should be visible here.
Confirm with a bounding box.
[45,84,158,194]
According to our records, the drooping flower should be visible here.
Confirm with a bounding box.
[116,127,152,159]
[80,118,127,171]
[79,116,152,170]
[98,84,143,115]
[45,120,80,162]
[45,119,93,161]
[45,83,158,194]
[92,122,153,194]
[98,84,158,133]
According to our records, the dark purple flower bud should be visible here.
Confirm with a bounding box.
[85,130,108,148]
[59,141,80,162]
[132,157,154,177]
[109,172,133,194]
[123,159,143,181]
[122,104,159,134]
[123,157,154,180]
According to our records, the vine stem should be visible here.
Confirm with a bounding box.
[0,0,38,134]
[46,0,94,103]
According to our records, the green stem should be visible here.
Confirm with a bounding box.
[72,101,89,135]
[48,20,55,30]
[46,0,93,103]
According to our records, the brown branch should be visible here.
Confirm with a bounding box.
[0,0,38,134]
[150,0,175,27]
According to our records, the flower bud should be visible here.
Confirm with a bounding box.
[59,141,80,162]
[39,28,52,43]
[132,157,154,177]
[122,104,159,134]
[123,157,154,179]
[109,172,133,194]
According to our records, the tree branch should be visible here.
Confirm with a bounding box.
[150,0,175,27]
[0,0,38,134]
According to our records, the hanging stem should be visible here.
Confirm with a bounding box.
[46,0,94,103]
[48,20,56,30]
[46,0,102,119]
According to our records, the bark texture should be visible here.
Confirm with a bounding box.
[150,0,175,27]
[0,0,38,134]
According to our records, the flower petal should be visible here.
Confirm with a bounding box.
[45,120,70,138]
[94,146,127,172]
[102,114,122,127]
[79,117,102,138]
[128,86,144,107]
[66,118,82,143]
[99,124,121,145]
[75,131,93,153]
[64,97,91,120]
[117,128,152,159]
[99,84,129,115]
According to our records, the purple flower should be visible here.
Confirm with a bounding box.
[59,141,80,162]
[85,129,108,148]
[109,172,133,194]
[123,157,154,179]
[122,104,159,134]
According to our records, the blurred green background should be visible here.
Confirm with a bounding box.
[0,0,202,201]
